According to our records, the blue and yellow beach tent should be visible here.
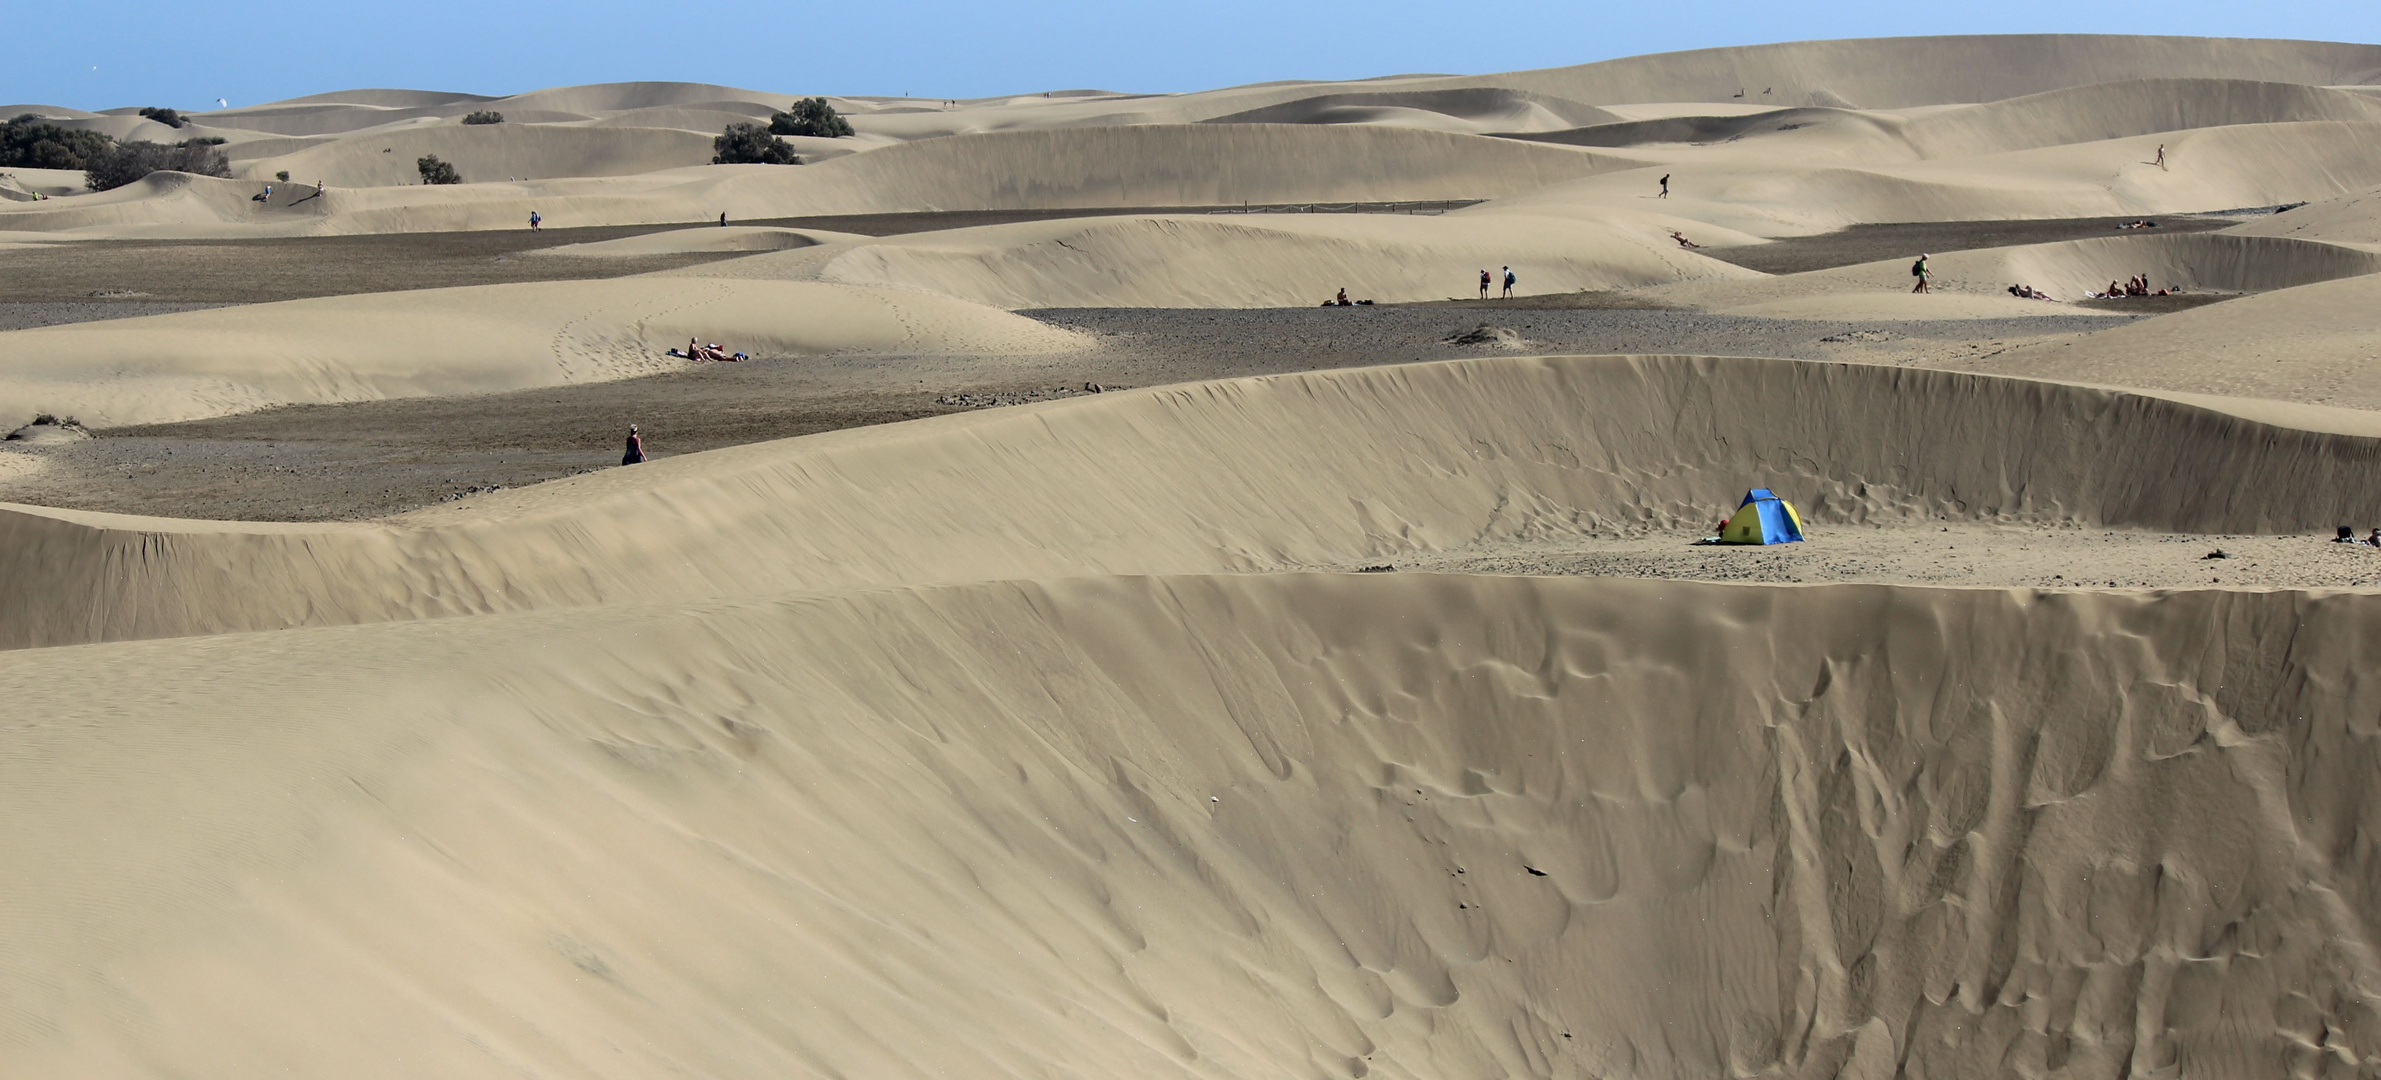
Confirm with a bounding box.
[1719,488,1805,545]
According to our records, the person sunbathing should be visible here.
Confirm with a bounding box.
[1668,230,1702,248]
[677,337,742,362]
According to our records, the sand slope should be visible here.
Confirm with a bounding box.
[1201,88,1622,134]
[2226,183,2381,245]
[0,124,1635,237]
[0,280,1085,426]
[1897,77,2381,157]
[231,124,720,186]
[1953,273,2381,410]
[6,352,2381,1076]
[4,353,2378,649]
[674,210,1759,307]
[7,572,2378,1079]
[1634,231,2381,316]
[1463,34,2381,109]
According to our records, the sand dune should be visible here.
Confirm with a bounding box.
[12,38,2381,243]
[13,41,2381,1077]
[8,569,2377,1079]
[7,352,2381,1076]
[5,353,2377,648]
[677,210,1758,307]
[1635,231,2381,316]
[0,280,1085,426]
[494,81,798,116]
[767,124,1634,211]
[2226,183,2381,245]
[1462,35,2381,109]
[1494,120,2381,237]
[0,124,1635,237]
[1512,106,1895,150]
[1202,88,1621,134]
[1897,77,2381,157]
[1953,273,2381,411]
[230,124,719,186]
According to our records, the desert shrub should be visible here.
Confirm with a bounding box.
[712,123,801,165]
[83,140,232,191]
[275,170,290,181]
[417,154,463,184]
[0,115,116,169]
[462,110,504,125]
[138,107,185,129]
[178,135,226,146]
[768,98,853,138]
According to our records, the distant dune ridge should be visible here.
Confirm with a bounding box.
[9,33,2381,1080]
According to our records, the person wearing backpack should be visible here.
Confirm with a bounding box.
[1502,266,1517,298]
[1910,253,1931,293]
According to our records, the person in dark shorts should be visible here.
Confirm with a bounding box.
[529,210,542,232]
[1478,269,1490,299]
[1658,174,1670,198]
[622,424,645,465]
[1911,253,1931,293]
[1501,266,1516,298]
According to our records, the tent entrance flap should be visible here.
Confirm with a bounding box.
[1719,489,1805,545]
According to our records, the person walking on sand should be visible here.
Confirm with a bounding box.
[1911,253,1931,294]
[2154,143,2166,170]
[1478,269,1491,300]
[622,424,645,466]
[1658,173,1670,198]
[1501,266,1516,298]
[528,210,542,232]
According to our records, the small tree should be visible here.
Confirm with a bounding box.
[462,110,504,125]
[275,170,290,181]
[1,115,117,169]
[712,123,800,165]
[417,154,463,184]
[83,140,232,191]
[138,107,185,129]
[768,98,853,138]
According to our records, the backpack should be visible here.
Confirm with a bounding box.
[1911,260,1924,277]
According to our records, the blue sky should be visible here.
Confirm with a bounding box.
[8,0,2378,110]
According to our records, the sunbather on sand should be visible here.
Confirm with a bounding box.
[1669,230,1701,248]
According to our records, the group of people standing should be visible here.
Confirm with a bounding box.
[1477,266,1517,299]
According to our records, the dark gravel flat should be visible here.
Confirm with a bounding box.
[0,301,234,331]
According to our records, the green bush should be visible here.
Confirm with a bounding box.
[1,114,117,169]
[83,140,232,191]
[462,110,504,125]
[178,135,226,146]
[138,107,185,129]
[275,170,290,182]
[417,155,463,184]
[768,98,853,138]
[712,123,801,165]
